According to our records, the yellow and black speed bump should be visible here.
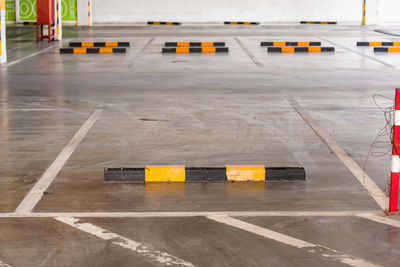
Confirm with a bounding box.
[357,42,400,47]
[224,21,259,25]
[69,42,130,47]
[162,47,229,53]
[300,21,337,24]
[22,22,36,25]
[374,47,400,53]
[268,47,334,53]
[104,166,306,182]
[165,42,226,47]
[60,48,126,54]
[261,42,321,47]
[148,21,181,25]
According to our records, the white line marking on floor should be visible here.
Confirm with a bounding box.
[4,39,71,68]
[287,98,389,211]
[14,109,103,214]
[209,215,313,247]
[5,45,57,68]
[0,260,12,267]
[207,215,381,267]
[55,217,194,267]
[319,37,394,68]
[357,214,400,228]
[6,42,33,53]
[0,210,382,218]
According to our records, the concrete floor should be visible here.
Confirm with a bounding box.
[0,24,399,266]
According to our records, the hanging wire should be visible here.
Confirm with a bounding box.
[363,94,394,196]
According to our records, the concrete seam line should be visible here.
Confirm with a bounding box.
[374,29,400,37]
[233,37,263,67]
[286,98,389,211]
[55,217,194,266]
[14,109,103,213]
[357,214,400,228]
[207,215,381,267]
[319,37,394,68]
[129,37,154,68]
[0,260,12,267]
[0,211,383,218]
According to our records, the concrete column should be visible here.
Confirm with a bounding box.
[55,0,62,40]
[0,0,6,64]
[77,0,92,26]
[364,0,378,25]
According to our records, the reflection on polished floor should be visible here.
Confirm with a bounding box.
[0,25,399,266]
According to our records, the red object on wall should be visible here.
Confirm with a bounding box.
[36,0,55,42]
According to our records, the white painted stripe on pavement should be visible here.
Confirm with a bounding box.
[4,38,71,68]
[5,45,57,67]
[208,215,313,248]
[0,259,12,267]
[357,214,400,228]
[0,211,382,218]
[208,215,381,267]
[15,109,103,213]
[56,217,194,267]
[287,98,389,211]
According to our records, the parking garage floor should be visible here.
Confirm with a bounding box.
[0,24,399,266]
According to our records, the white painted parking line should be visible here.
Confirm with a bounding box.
[357,214,400,228]
[5,45,57,68]
[0,259,12,267]
[0,210,382,218]
[208,215,381,267]
[4,39,72,68]
[6,42,33,53]
[319,37,394,68]
[15,109,103,214]
[287,98,389,211]
[56,217,194,267]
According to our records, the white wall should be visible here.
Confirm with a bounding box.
[378,0,400,23]
[91,0,400,24]
[92,0,362,23]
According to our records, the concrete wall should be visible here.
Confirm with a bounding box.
[91,0,400,24]
[378,0,400,23]
[92,0,363,23]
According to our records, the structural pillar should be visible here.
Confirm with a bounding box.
[363,0,378,25]
[77,0,92,26]
[54,0,62,40]
[0,0,6,64]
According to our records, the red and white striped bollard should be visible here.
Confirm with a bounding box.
[390,88,400,212]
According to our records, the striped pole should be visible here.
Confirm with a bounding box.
[390,88,400,212]
[0,0,6,64]
[88,0,91,27]
[362,0,366,25]
[55,0,62,40]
